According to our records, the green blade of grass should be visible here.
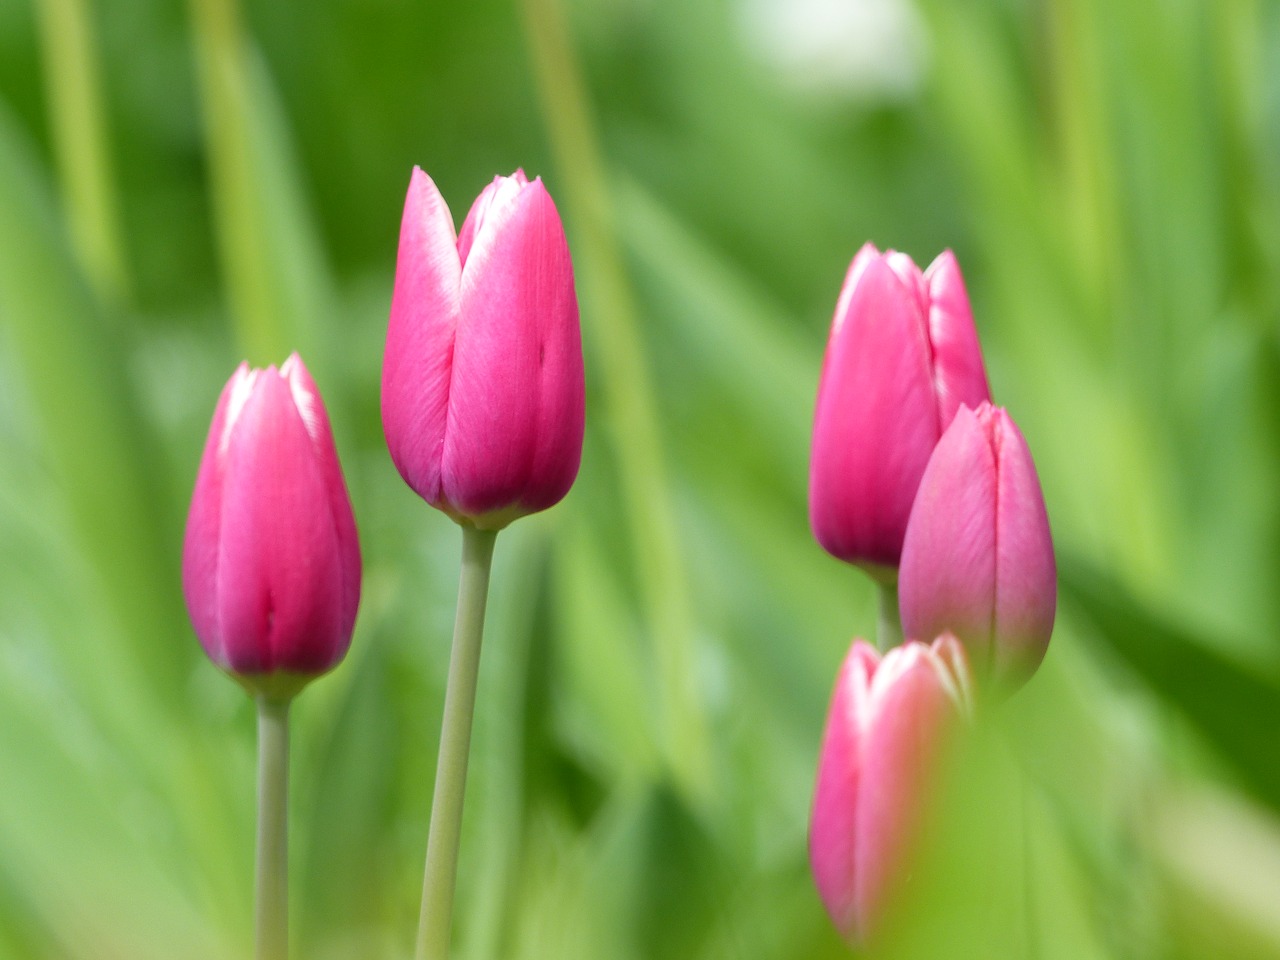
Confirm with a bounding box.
[1062,556,1280,810]
[34,0,130,305]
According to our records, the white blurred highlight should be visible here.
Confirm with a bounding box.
[738,0,929,101]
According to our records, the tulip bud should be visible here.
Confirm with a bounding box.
[810,634,971,944]
[809,244,991,575]
[382,167,585,530]
[899,402,1056,691]
[182,355,361,699]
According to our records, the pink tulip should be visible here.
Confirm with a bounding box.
[810,634,971,944]
[382,168,585,529]
[899,402,1056,691]
[809,244,991,574]
[183,355,361,694]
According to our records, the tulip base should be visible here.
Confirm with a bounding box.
[416,524,499,960]
[236,670,316,703]
[255,695,290,960]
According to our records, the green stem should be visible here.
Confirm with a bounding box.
[876,581,903,650]
[416,525,499,960]
[255,696,290,960]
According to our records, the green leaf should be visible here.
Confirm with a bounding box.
[1062,556,1280,809]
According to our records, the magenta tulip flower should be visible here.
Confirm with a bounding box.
[382,167,585,530]
[810,634,971,944]
[899,402,1056,691]
[182,354,361,696]
[809,244,991,575]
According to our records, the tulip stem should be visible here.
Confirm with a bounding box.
[876,582,903,650]
[255,695,290,960]
[416,525,499,960]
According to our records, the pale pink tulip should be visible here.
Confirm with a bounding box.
[810,634,971,943]
[183,355,361,693]
[899,402,1056,691]
[382,168,585,529]
[809,244,990,574]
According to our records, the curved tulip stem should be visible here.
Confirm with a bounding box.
[876,581,904,651]
[416,525,499,960]
[255,695,290,960]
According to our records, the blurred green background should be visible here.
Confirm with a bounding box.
[2,0,1280,957]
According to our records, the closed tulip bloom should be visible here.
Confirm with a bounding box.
[809,244,991,575]
[382,168,585,529]
[810,634,971,944]
[899,402,1056,691]
[183,355,361,696]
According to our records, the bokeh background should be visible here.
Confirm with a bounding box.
[2,0,1280,957]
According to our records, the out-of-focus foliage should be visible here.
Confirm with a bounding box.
[1,0,1279,956]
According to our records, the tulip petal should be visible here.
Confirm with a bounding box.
[182,364,249,668]
[900,403,1055,690]
[924,250,991,427]
[457,170,529,265]
[991,409,1056,684]
[899,405,999,672]
[853,643,957,938]
[809,257,939,567]
[828,242,881,347]
[810,641,879,940]
[214,370,348,674]
[929,632,974,714]
[445,178,583,521]
[281,354,362,654]
[809,638,966,944]
[882,250,928,313]
[382,167,463,505]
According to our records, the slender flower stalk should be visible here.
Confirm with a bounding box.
[416,526,498,960]
[876,582,903,651]
[255,696,290,960]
